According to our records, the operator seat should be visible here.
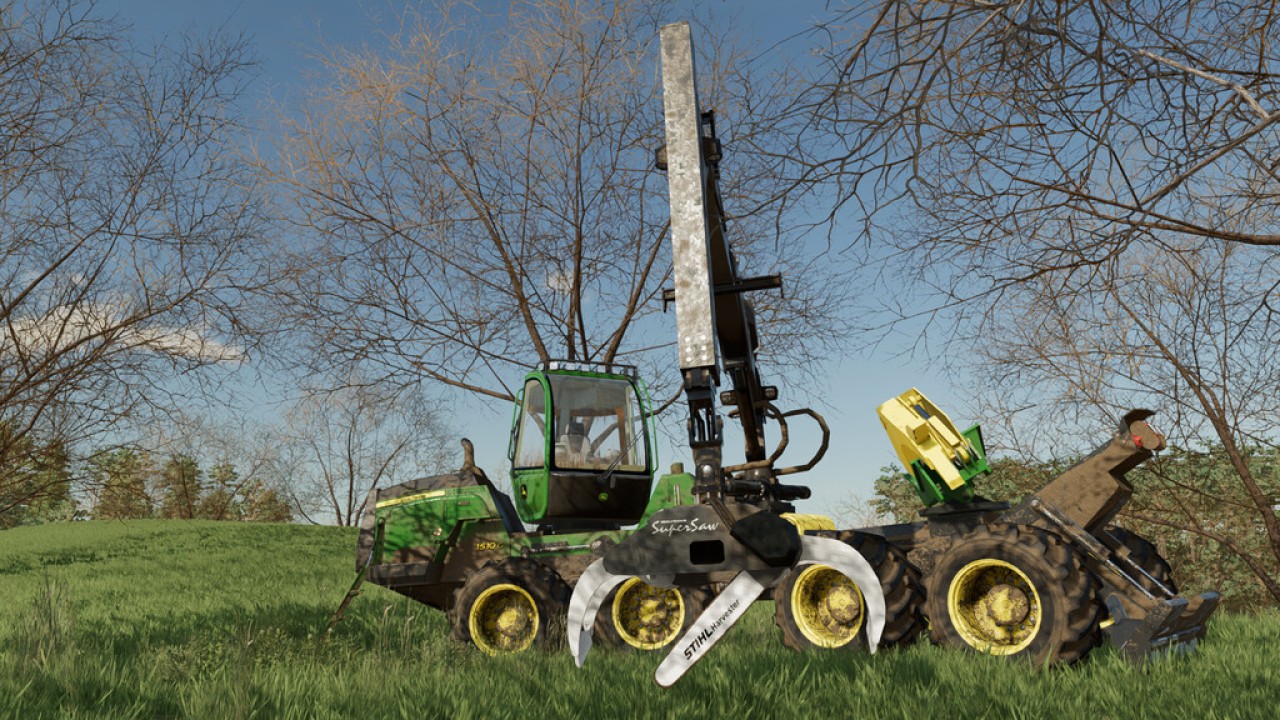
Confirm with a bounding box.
[557,420,589,467]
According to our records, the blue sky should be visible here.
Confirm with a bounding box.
[99,0,965,520]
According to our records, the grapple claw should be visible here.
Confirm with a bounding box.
[566,558,629,666]
[796,534,886,651]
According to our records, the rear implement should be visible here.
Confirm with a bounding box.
[874,390,1220,663]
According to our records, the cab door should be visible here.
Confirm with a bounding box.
[509,376,551,522]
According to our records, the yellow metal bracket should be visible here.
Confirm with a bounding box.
[877,388,988,505]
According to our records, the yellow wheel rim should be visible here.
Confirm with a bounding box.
[469,583,539,655]
[790,564,864,648]
[612,578,686,650]
[946,558,1041,655]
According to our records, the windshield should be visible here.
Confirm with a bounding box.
[547,374,648,472]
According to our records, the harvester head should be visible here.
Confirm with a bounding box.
[877,388,990,507]
[567,503,886,686]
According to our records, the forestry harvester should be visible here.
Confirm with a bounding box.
[340,21,1218,684]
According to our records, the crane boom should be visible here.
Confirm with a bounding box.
[658,21,797,508]
[659,22,717,374]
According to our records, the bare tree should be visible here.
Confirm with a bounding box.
[266,0,854,413]
[781,2,1280,602]
[283,384,451,526]
[0,0,268,521]
[972,241,1280,603]
[834,488,893,529]
[793,1,1280,259]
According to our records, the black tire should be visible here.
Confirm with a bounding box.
[774,530,925,652]
[1104,525,1178,595]
[448,558,570,654]
[923,523,1102,664]
[593,579,712,651]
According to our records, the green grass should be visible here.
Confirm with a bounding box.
[1,520,1277,719]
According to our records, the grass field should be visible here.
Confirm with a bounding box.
[1,520,1276,719]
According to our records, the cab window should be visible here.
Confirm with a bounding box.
[548,375,648,472]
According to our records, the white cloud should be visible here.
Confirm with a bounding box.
[546,269,573,295]
[3,303,244,363]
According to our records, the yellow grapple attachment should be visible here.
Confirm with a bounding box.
[780,513,837,533]
[877,388,990,506]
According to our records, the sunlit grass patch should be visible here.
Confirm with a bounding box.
[1,520,1276,719]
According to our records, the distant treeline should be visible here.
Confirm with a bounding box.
[1,428,291,528]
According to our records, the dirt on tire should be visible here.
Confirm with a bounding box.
[448,558,571,652]
[774,530,926,652]
[922,522,1103,664]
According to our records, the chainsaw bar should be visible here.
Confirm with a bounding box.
[654,568,780,686]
